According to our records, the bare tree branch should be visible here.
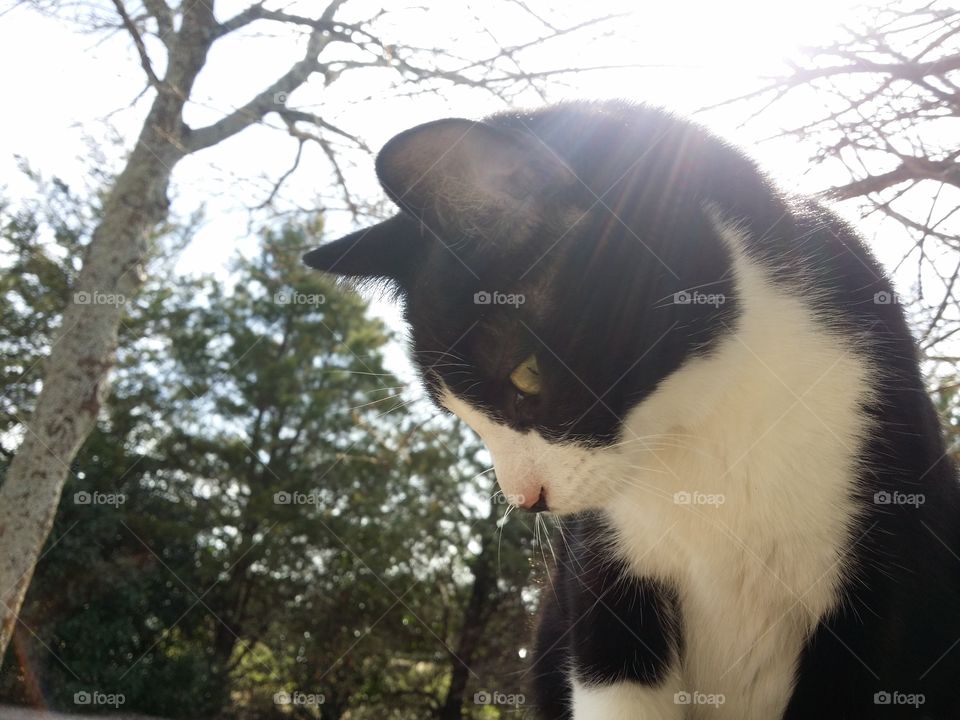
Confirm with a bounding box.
[185,26,329,153]
[216,0,350,37]
[824,158,960,199]
[281,118,360,218]
[718,0,960,420]
[110,0,161,87]
[255,139,305,211]
[277,109,371,153]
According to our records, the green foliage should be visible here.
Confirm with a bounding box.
[0,173,85,451]
[0,182,539,719]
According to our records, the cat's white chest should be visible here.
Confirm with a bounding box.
[606,371,866,719]
[600,222,872,719]
[663,525,822,720]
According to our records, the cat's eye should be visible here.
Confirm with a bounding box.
[509,354,541,396]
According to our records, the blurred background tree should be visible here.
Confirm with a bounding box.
[0,0,623,656]
[0,179,541,718]
[726,0,960,458]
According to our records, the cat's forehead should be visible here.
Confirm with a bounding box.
[404,218,604,365]
[406,272,543,374]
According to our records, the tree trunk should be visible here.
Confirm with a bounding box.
[0,1,218,662]
[0,122,178,660]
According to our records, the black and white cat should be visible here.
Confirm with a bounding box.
[304,101,960,719]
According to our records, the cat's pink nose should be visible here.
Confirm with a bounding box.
[521,487,549,513]
[495,467,547,511]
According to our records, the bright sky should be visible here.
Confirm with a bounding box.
[0,0,890,381]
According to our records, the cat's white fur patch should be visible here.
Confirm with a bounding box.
[440,217,873,720]
[571,677,684,720]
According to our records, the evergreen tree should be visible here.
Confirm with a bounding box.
[1,186,539,719]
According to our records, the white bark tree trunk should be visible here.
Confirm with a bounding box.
[0,1,218,659]
[0,132,176,652]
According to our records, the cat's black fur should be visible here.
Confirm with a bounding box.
[304,101,960,718]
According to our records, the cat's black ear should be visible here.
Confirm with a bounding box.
[375,118,575,227]
[302,213,418,285]
[303,118,575,282]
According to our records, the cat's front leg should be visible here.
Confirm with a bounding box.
[531,589,684,720]
[531,515,684,719]
[566,569,684,720]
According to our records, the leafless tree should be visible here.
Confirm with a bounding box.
[0,0,634,662]
[717,0,960,453]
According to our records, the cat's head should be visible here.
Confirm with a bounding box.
[305,102,753,514]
